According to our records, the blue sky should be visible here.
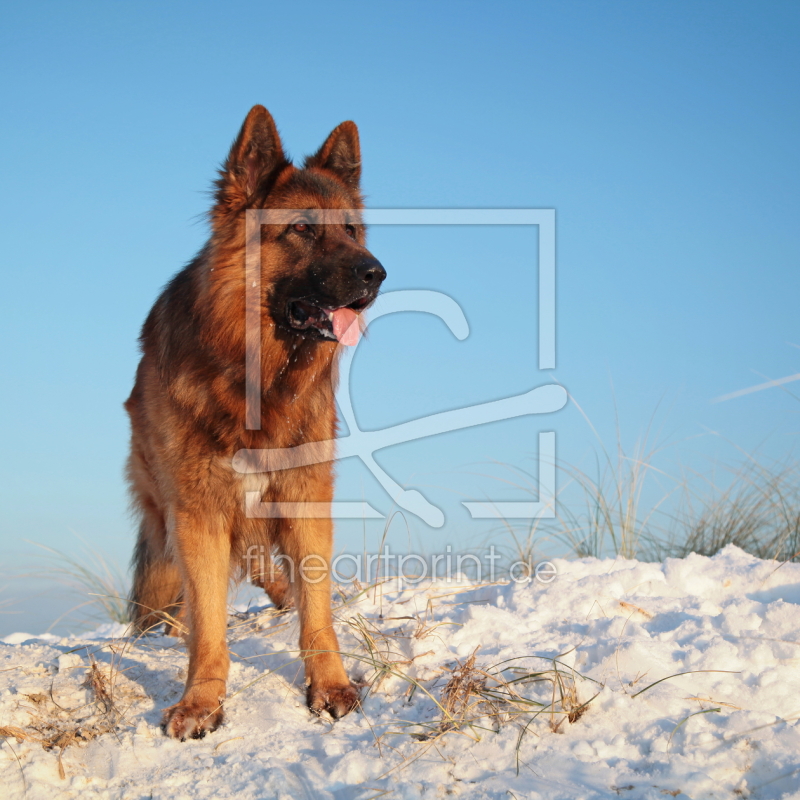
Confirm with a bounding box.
[2,1,799,634]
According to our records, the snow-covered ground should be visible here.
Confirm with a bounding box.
[2,545,800,799]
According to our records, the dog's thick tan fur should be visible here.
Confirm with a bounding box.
[125,105,385,739]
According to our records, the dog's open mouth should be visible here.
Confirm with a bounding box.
[288,296,372,346]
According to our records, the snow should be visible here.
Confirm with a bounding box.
[2,545,800,799]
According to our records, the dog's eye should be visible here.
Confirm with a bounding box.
[345,225,356,239]
[292,222,309,233]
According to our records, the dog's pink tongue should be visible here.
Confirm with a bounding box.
[331,308,360,346]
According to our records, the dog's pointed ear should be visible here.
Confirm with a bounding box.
[216,105,288,211]
[305,121,361,191]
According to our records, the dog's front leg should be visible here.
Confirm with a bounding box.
[279,517,360,718]
[161,510,231,739]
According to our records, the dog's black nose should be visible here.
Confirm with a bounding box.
[354,257,386,286]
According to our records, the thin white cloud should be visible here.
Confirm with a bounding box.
[713,372,800,404]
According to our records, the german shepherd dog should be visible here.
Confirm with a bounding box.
[125,105,385,739]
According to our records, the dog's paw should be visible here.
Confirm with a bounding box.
[307,682,361,719]
[161,701,224,740]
